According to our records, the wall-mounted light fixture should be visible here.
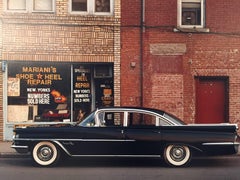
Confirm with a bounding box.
[130,61,136,69]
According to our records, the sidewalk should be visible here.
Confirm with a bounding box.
[0,141,29,158]
[1,141,240,158]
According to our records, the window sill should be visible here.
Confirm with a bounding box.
[69,11,113,16]
[173,27,210,33]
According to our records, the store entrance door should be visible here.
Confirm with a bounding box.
[196,77,228,124]
[95,79,114,108]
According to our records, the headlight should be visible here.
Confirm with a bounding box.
[13,134,19,139]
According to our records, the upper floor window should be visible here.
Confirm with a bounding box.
[70,0,113,15]
[178,0,204,28]
[7,0,26,11]
[33,0,54,12]
[72,0,87,12]
[5,0,55,13]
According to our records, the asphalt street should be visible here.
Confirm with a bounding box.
[1,156,240,180]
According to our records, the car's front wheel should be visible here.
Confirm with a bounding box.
[32,141,60,166]
[164,144,191,167]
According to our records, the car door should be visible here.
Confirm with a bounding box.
[123,112,162,155]
[69,111,127,156]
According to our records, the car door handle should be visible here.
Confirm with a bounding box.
[121,130,124,134]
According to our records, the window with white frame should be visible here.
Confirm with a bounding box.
[178,0,204,28]
[5,0,55,12]
[71,0,113,15]
[6,0,26,11]
[33,0,54,12]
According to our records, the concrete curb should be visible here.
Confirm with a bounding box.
[0,152,30,158]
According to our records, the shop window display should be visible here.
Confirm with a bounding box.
[7,62,114,124]
[7,62,71,123]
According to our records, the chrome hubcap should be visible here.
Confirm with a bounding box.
[170,146,186,162]
[37,146,53,161]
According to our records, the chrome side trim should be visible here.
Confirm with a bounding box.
[53,141,72,156]
[202,142,239,146]
[13,138,136,142]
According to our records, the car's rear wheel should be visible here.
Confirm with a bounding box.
[164,144,191,167]
[32,141,60,166]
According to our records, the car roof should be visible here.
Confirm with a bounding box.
[96,106,165,115]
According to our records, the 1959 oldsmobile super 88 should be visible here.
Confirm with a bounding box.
[12,107,240,167]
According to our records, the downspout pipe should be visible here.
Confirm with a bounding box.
[140,0,145,107]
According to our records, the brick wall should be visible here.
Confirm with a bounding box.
[121,0,141,26]
[0,0,121,140]
[206,0,240,33]
[120,28,141,106]
[1,0,121,61]
[2,16,117,62]
[145,0,177,26]
[121,0,240,128]
[120,0,142,106]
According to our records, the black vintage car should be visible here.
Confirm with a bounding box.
[12,107,240,167]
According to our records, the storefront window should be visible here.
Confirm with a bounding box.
[73,65,92,123]
[7,62,114,124]
[7,62,71,123]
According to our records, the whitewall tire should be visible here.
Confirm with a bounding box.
[164,144,191,167]
[32,141,60,166]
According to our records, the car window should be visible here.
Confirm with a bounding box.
[163,112,186,125]
[127,112,156,126]
[159,118,172,126]
[97,111,124,127]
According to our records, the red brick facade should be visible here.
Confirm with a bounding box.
[121,0,240,129]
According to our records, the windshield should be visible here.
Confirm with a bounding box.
[78,111,96,127]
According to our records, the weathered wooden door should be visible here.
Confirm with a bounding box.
[196,78,228,124]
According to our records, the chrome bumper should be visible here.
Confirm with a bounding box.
[11,145,29,153]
